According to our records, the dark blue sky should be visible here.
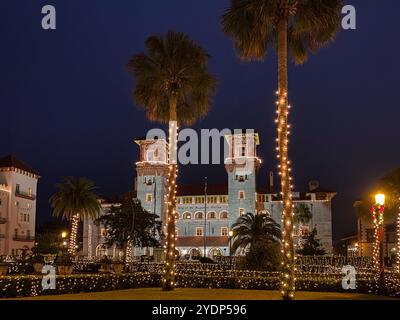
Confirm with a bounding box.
[1,1,399,241]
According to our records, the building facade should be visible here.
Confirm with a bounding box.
[83,132,335,259]
[0,155,39,256]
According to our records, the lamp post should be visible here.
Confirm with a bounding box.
[372,193,385,294]
[228,230,233,270]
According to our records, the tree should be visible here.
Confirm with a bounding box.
[231,212,281,254]
[380,168,400,272]
[33,220,69,255]
[296,227,326,256]
[221,0,343,299]
[50,177,100,255]
[127,30,217,291]
[240,242,282,271]
[95,193,162,263]
[294,203,312,225]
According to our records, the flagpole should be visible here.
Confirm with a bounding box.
[203,177,207,257]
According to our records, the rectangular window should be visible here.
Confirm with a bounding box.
[146,193,153,202]
[241,146,246,156]
[239,208,245,216]
[27,230,31,238]
[221,227,228,236]
[16,184,20,193]
[27,214,30,223]
[196,227,203,236]
[23,214,27,222]
[238,191,245,200]
[28,188,32,196]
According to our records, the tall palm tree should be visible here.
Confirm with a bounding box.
[380,168,400,272]
[221,0,342,299]
[50,177,100,255]
[231,212,281,254]
[126,31,217,291]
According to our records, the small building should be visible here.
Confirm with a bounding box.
[0,155,39,256]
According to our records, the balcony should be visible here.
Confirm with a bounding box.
[13,235,35,242]
[15,190,36,201]
[0,217,6,224]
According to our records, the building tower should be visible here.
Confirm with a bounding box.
[135,137,169,241]
[225,131,261,227]
[0,155,39,256]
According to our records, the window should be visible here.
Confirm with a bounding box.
[239,208,245,216]
[101,228,108,237]
[238,191,245,200]
[146,193,153,202]
[183,212,191,220]
[23,214,27,222]
[195,196,205,204]
[183,197,193,204]
[27,230,31,238]
[195,212,203,220]
[177,197,181,204]
[196,227,203,236]
[221,227,228,236]
[28,188,32,197]
[27,203,32,209]
[241,146,246,156]
[175,213,180,220]
[27,214,30,223]
[220,211,228,219]
[207,212,216,219]
[16,184,20,193]
[219,196,228,203]
[207,196,217,204]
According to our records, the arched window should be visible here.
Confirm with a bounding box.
[219,211,228,219]
[209,248,222,258]
[183,212,191,220]
[195,212,204,220]
[207,211,216,219]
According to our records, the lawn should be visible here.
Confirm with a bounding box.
[11,288,397,300]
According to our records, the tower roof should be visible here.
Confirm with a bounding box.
[0,155,40,176]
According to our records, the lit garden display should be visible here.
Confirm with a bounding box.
[1,262,400,299]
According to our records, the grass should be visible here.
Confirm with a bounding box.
[11,288,397,300]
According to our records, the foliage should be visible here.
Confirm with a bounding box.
[294,203,312,225]
[231,212,281,254]
[221,0,343,64]
[239,242,282,272]
[126,30,217,125]
[30,254,44,264]
[192,256,215,264]
[297,228,326,256]
[1,272,399,299]
[56,252,74,266]
[50,177,101,221]
[356,168,400,222]
[95,192,162,253]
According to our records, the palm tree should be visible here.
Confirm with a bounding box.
[221,0,342,299]
[126,31,217,291]
[231,212,281,254]
[380,168,400,272]
[50,177,100,255]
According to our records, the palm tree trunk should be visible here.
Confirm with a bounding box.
[162,95,178,291]
[397,207,400,273]
[277,17,295,300]
[68,213,79,255]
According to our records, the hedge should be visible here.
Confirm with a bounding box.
[0,272,399,299]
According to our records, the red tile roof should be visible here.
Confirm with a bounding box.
[0,155,39,176]
[177,183,228,196]
[176,236,229,247]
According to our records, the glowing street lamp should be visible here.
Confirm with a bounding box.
[61,231,68,239]
[372,193,385,294]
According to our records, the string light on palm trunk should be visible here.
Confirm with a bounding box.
[162,120,179,291]
[397,203,400,273]
[68,213,79,255]
[275,89,295,300]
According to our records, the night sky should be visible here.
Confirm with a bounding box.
[1,0,399,242]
